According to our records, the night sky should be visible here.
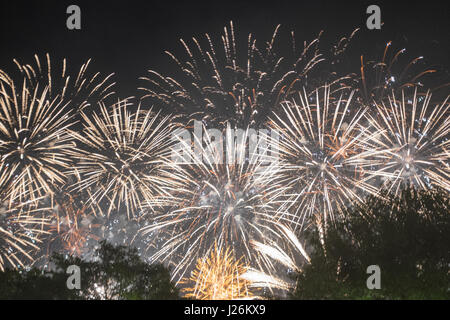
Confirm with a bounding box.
[1,0,449,98]
[0,0,449,301]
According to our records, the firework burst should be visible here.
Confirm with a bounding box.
[180,243,255,300]
[139,22,356,128]
[0,77,75,206]
[267,86,379,231]
[142,125,286,282]
[360,90,450,194]
[69,99,177,219]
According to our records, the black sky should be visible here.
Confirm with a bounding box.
[1,0,449,97]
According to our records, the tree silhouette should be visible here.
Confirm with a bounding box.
[0,241,179,300]
[293,187,450,300]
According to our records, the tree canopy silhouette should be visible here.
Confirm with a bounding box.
[0,241,179,300]
[293,187,450,300]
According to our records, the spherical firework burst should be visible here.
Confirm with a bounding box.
[69,99,177,219]
[139,21,356,128]
[180,243,255,300]
[361,90,450,194]
[267,86,378,231]
[0,204,48,271]
[142,125,285,282]
[0,77,75,206]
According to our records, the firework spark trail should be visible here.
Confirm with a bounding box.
[139,22,357,128]
[6,54,115,112]
[0,78,75,206]
[139,21,445,129]
[243,224,311,293]
[357,90,450,194]
[68,99,178,219]
[356,42,446,105]
[180,243,255,300]
[266,85,379,232]
[253,224,310,268]
[141,124,288,283]
[242,269,292,292]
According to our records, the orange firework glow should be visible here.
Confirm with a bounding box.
[181,244,255,300]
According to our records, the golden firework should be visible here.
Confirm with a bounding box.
[361,89,450,194]
[68,98,177,218]
[0,76,74,206]
[139,22,355,128]
[142,125,285,282]
[181,244,254,300]
[267,85,378,230]
[9,53,115,111]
